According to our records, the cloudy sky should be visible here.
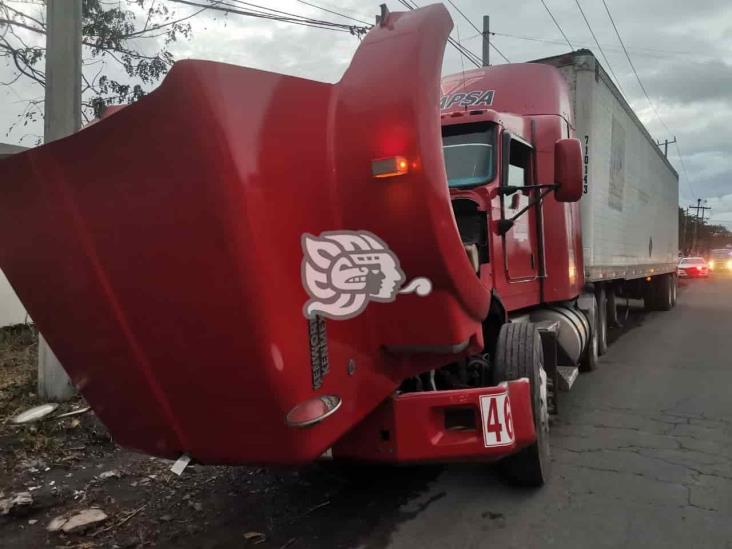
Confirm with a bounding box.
[2,0,732,225]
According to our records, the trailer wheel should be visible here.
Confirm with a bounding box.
[656,275,673,311]
[579,297,599,372]
[595,285,608,355]
[492,323,550,486]
[670,275,678,308]
[606,286,621,328]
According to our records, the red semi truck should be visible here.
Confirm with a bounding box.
[0,5,678,486]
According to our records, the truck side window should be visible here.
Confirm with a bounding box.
[508,140,531,188]
[505,140,532,209]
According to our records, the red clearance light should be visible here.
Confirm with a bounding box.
[372,156,409,179]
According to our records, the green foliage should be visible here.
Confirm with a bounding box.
[0,0,202,138]
[679,206,732,255]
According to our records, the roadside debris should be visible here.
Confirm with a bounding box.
[244,531,267,545]
[54,406,91,419]
[92,505,146,536]
[11,403,58,424]
[303,500,330,516]
[47,508,108,534]
[170,454,191,476]
[16,458,46,473]
[0,491,33,515]
[97,469,122,480]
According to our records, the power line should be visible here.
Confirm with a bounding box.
[293,0,370,26]
[443,0,510,62]
[538,0,573,51]
[600,0,666,132]
[673,140,698,199]
[599,0,698,199]
[224,0,362,30]
[397,0,482,68]
[449,37,482,67]
[572,0,625,96]
[221,0,346,25]
[466,31,715,60]
[168,0,367,34]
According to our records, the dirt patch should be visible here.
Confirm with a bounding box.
[0,326,439,548]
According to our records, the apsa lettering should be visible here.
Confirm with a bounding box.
[439,90,494,110]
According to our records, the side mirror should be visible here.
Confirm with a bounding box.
[554,138,583,203]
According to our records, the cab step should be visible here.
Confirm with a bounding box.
[536,320,560,415]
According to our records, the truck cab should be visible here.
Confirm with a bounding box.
[440,65,585,314]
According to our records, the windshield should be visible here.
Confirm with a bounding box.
[680,258,705,265]
[442,123,496,188]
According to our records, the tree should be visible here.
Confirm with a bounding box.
[679,206,732,256]
[0,0,210,142]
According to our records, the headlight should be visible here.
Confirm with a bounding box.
[709,260,716,269]
[727,259,732,270]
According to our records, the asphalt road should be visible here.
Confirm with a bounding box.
[381,276,732,549]
[6,276,730,548]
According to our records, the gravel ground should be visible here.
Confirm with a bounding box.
[0,325,439,548]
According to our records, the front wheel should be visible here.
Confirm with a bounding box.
[492,323,550,486]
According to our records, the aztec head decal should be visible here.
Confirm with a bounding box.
[301,231,432,320]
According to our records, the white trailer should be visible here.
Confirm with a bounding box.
[536,50,679,282]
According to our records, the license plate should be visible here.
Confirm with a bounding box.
[479,392,515,448]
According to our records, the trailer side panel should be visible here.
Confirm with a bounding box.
[537,51,679,281]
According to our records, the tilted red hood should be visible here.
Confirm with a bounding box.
[0,5,489,464]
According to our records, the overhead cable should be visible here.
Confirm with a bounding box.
[443,0,510,62]
[538,0,574,50]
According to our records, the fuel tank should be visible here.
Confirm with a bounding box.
[0,6,490,464]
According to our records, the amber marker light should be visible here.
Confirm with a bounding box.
[372,156,409,179]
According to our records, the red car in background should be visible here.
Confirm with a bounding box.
[678,257,710,278]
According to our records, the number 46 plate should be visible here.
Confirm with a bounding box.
[479,391,515,448]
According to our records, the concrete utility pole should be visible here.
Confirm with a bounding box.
[689,198,711,255]
[482,16,490,66]
[656,137,677,158]
[38,0,83,401]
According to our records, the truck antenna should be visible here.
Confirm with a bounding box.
[455,23,467,106]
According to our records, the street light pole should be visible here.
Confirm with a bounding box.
[38,0,83,401]
[482,16,490,67]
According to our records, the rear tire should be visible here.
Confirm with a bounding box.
[644,279,658,311]
[492,323,549,487]
[606,286,621,328]
[657,274,673,311]
[579,297,599,372]
[595,285,608,355]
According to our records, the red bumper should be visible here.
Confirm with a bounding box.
[333,379,536,463]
